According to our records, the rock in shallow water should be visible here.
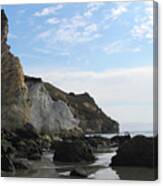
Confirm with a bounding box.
[110,135,158,168]
[70,166,100,178]
[70,168,90,178]
[53,139,95,163]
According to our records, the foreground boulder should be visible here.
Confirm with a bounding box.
[70,168,89,178]
[1,124,42,173]
[53,139,95,163]
[110,133,131,147]
[84,136,112,153]
[110,135,158,168]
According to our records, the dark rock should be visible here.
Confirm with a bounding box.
[110,135,158,168]
[111,133,131,146]
[25,75,42,83]
[1,137,16,172]
[1,138,16,155]
[13,158,31,170]
[27,153,41,160]
[112,166,158,181]
[70,166,99,178]
[26,139,42,160]
[70,168,89,178]
[53,139,95,163]
[84,136,112,153]
[1,125,42,162]
[1,156,15,172]
[14,123,39,140]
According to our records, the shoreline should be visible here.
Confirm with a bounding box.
[2,132,157,180]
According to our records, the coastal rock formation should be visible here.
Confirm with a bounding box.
[1,125,41,172]
[52,139,95,163]
[25,76,81,135]
[1,10,30,129]
[1,9,118,135]
[1,9,81,136]
[45,83,119,133]
[110,135,158,168]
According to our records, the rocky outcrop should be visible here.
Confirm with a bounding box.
[25,76,81,135]
[45,83,119,133]
[110,135,158,168]
[52,138,95,163]
[1,125,41,172]
[1,9,30,129]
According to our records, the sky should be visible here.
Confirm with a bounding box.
[2,1,154,131]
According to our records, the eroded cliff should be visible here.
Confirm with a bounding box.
[1,9,119,134]
[45,83,119,133]
[1,10,30,129]
[25,76,81,135]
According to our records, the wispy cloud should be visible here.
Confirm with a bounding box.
[46,17,60,24]
[33,4,63,17]
[131,1,153,42]
[84,2,104,17]
[37,30,52,39]
[37,14,101,44]
[104,40,141,55]
[33,46,71,57]
[34,47,53,54]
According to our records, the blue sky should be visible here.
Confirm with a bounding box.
[2,1,154,130]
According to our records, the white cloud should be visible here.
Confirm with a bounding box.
[111,4,127,20]
[105,2,129,21]
[26,66,153,124]
[33,4,63,17]
[46,17,60,24]
[131,2,153,41]
[104,40,141,55]
[37,14,101,44]
[84,2,104,17]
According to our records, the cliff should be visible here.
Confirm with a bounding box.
[1,10,81,136]
[1,9,30,129]
[1,9,119,134]
[25,76,81,135]
[45,83,119,133]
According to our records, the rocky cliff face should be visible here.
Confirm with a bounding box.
[25,76,80,135]
[1,9,119,134]
[45,83,119,133]
[1,10,30,129]
[1,10,81,135]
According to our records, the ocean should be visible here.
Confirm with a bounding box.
[86,130,156,139]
